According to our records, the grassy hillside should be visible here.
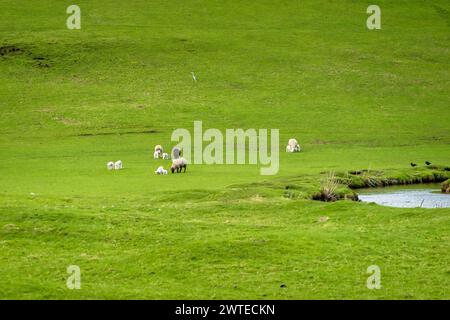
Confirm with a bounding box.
[0,0,449,299]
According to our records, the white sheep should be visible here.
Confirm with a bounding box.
[154,144,163,155]
[115,160,123,170]
[170,157,187,173]
[288,138,298,148]
[286,145,301,152]
[153,151,160,159]
[107,161,115,170]
[286,138,301,152]
[162,152,169,160]
[155,166,167,175]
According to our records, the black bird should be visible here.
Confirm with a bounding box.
[410,162,417,167]
[425,161,431,166]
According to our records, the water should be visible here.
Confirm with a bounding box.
[358,184,450,208]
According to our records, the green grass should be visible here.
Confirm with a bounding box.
[337,166,450,189]
[0,0,449,299]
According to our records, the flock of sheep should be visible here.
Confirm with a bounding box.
[105,144,187,175]
[106,138,300,174]
[107,160,122,170]
[153,144,188,175]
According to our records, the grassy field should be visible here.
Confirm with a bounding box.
[0,0,449,299]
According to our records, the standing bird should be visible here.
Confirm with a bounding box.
[191,71,197,82]
[410,162,417,167]
[425,161,431,166]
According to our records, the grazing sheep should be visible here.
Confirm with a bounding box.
[170,157,187,173]
[154,144,163,155]
[153,151,160,159]
[155,166,167,175]
[172,147,181,159]
[162,152,169,160]
[107,161,115,170]
[114,160,123,170]
[286,138,301,152]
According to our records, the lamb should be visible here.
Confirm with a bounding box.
[107,161,115,170]
[153,151,160,159]
[155,166,168,175]
[286,138,301,152]
[114,160,123,170]
[291,144,301,152]
[170,157,187,173]
[162,152,169,160]
[286,144,301,152]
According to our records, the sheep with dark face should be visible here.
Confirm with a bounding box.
[170,157,187,173]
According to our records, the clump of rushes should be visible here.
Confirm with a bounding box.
[312,171,358,202]
[442,180,450,193]
[321,171,339,201]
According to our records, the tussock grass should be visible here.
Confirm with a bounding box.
[442,180,450,193]
[315,171,339,202]
[312,171,358,202]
